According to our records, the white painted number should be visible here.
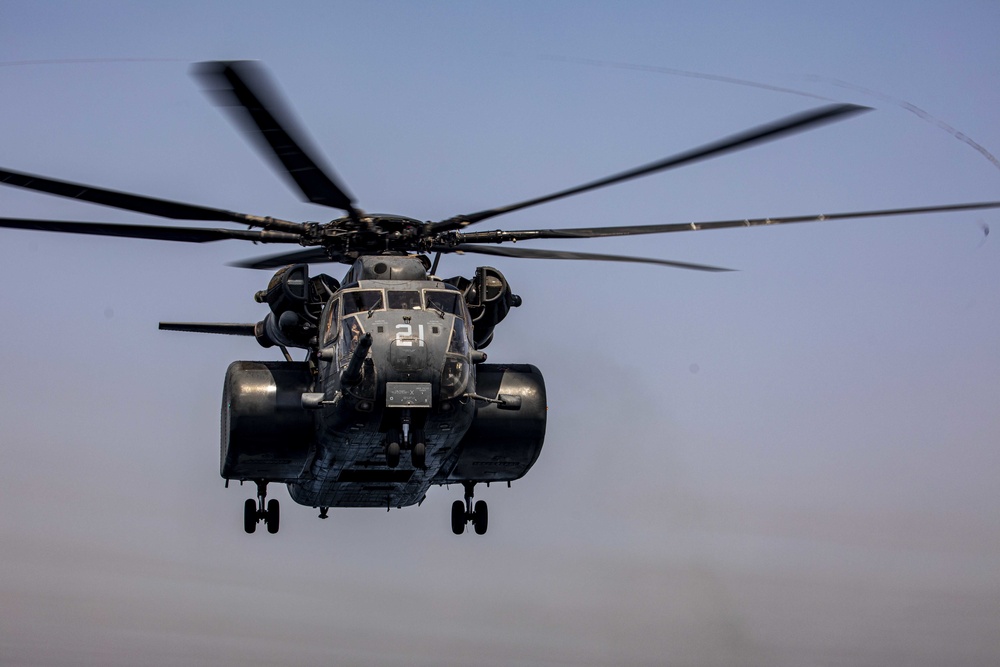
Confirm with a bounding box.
[395,323,425,347]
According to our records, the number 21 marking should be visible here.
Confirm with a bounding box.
[395,323,425,347]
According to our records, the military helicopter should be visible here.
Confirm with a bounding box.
[2,61,998,535]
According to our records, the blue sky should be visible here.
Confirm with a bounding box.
[1,2,998,665]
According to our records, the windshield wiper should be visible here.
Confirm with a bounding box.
[425,299,447,319]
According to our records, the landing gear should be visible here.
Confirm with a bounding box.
[243,480,280,534]
[451,482,488,535]
[451,500,465,534]
[318,507,329,520]
[386,440,401,468]
[384,416,426,470]
[244,498,257,534]
[473,500,488,535]
[412,441,426,469]
[266,498,280,534]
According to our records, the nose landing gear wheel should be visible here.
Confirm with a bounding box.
[386,441,401,468]
[412,441,426,469]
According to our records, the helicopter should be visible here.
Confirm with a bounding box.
[2,61,999,535]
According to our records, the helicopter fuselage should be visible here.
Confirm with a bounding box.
[219,255,547,524]
[299,276,478,508]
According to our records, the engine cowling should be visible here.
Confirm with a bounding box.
[252,264,340,349]
[447,266,521,348]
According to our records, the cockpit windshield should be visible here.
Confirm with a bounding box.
[424,290,463,316]
[341,290,383,315]
[449,317,470,355]
[386,290,422,310]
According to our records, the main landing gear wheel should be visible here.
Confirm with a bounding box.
[451,500,465,535]
[244,498,257,534]
[472,500,488,535]
[243,480,280,534]
[266,498,280,534]
[451,482,488,535]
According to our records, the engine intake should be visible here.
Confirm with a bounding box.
[252,264,340,349]
[447,266,521,348]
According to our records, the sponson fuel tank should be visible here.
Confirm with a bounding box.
[221,361,315,481]
[440,363,547,483]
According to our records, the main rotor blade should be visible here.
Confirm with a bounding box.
[0,217,304,243]
[0,167,306,233]
[195,61,360,220]
[159,322,257,336]
[436,244,734,272]
[455,200,1000,243]
[230,247,340,269]
[428,103,869,233]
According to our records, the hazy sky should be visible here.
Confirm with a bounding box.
[1,2,998,665]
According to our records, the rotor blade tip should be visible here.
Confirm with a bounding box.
[226,260,264,270]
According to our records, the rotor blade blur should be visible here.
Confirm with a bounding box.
[437,244,734,271]
[428,104,869,233]
[194,61,359,220]
[0,166,306,233]
[230,247,338,269]
[456,200,1000,243]
[0,217,304,243]
[159,322,257,336]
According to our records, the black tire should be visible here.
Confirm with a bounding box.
[412,441,426,469]
[243,498,257,534]
[451,500,466,535]
[266,498,280,534]
[386,441,400,468]
[473,500,488,535]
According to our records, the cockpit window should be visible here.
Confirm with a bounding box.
[387,290,422,310]
[341,290,383,315]
[338,316,365,366]
[322,297,340,345]
[424,290,462,316]
[448,317,469,355]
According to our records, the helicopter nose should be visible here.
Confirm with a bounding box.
[389,337,429,371]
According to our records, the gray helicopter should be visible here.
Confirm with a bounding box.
[2,62,998,535]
